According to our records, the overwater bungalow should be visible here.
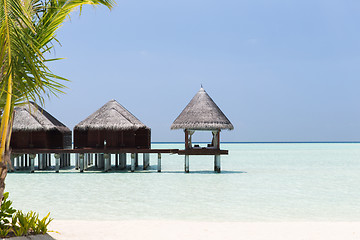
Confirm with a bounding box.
[74,99,151,149]
[171,87,233,172]
[11,102,72,149]
[10,102,72,171]
[73,99,151,172]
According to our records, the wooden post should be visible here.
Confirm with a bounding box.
[20,155,24,168]
[79,153,84,172]
[214,155,221,173]
[115,154,119,168]
[104,154,110,172]
[131,153,135,172]
[43,154,47,169]
[16,156,20,170]
[85,154,89,169]
[83,154,87,170]
[87,153,92,166]
[185,155,189,173]
[108,154,111,171]
[212,130,220,149]
[75,154,79,170]
[101,154,105,169]
[157,153,161,172]
[147,153,150,168]
[29,154,35,173]
[143,153,150,170]
[25,154,28,167]
[75,154,79,169]
[38,154,43,170]
[119,153,126,169]
[135,153,138,167]
[48,154,52,168]
[95,154,98,167]
[64,153,68,167]
[55,153,60,173]
[60,153,63,168]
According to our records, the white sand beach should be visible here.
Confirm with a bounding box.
[48,220,360,240]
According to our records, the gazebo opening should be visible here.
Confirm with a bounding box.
[184,130,220,150]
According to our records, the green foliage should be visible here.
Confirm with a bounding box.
[12,211,38,236]
[0,192,53,237]
[0,192,16,229]
[33,212,53,235]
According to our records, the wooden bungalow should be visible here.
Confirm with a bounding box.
[11,102,72,149]
[10,102,72,172]
[73,99,151,149]
[171,87,233,172]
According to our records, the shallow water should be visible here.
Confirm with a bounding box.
[5,143,360,221]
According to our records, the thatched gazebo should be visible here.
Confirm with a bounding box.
[171,87,233,149]
[11,102,72,149]
[171,87,233,172]
[74,99,151,149]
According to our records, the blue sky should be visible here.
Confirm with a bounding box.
[45,0,360,142]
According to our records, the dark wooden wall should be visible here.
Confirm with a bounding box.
[11,130,72,149]
[74,128,151,149]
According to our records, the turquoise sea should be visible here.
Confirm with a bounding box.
[5,143,360,222]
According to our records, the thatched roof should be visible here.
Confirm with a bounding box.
[74,99,149,131]
[171,87,234,130]
[12,102,71,133]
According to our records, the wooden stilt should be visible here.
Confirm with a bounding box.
[45,154,48,168]
[89,154,93,165]
[84,154,88,170]
[98,154,104,169]
[39,154,44,170]
[143,153,150,170]
[64,154,67,167]
[214,155,221,173]
[115,154,119,168]
[20,155,24,168]
[131,153,135,172]
[60,153,63,168]
[185,155,189,173]
[119,153,126,169]
[25,154,28,167]
[43,154,47,169]
[29,154,35,173]
[75,154,79,170]
[55,154,60,173]
[16,157,20,170]
[135,153,138,167]
[104,154,110,172]
[95,154,98,167]
[48,154,52,168]
[79,154,84,172]
[157,153,161,172]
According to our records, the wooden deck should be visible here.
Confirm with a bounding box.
[12,148,227,155]
[12,148,179,154]
[177,149,228,155]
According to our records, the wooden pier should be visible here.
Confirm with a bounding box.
[10,148,228,173]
